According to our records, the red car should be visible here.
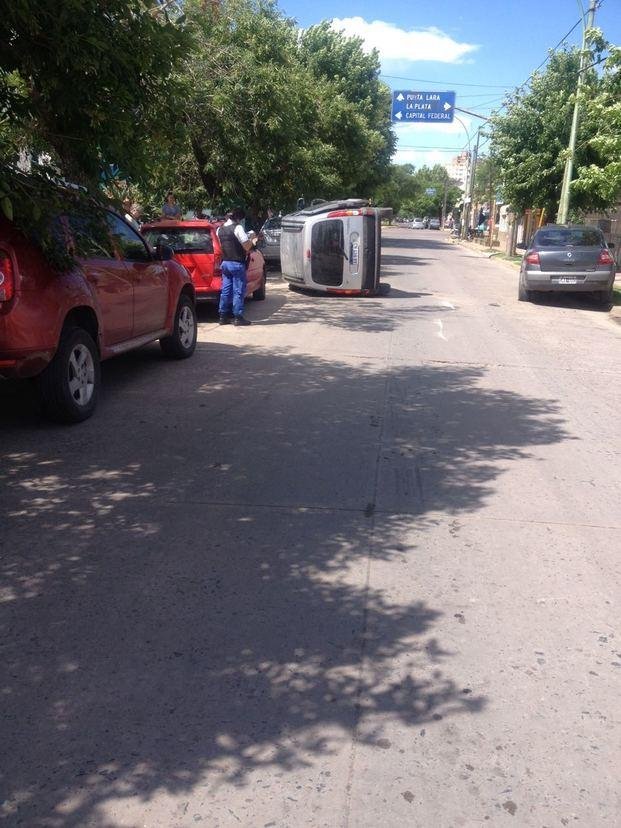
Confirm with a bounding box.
[141,219,267,303]
[0,210,197,423]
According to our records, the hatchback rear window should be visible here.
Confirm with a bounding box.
[534,227,603,247]
[143,227,214,253]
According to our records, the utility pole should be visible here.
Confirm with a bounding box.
[556,0,597,224]
[462,127,484,238]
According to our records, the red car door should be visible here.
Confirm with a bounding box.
[107,213,169,336]
[68,215,133,346]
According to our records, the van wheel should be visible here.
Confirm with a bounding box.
[37,327,100,423]
[253,269,267,300]
[518,276,531,302]
[160,294,197,358]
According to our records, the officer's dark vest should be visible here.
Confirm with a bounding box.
[219,223,246,263]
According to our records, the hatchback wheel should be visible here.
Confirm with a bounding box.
[37,327,100,423]
[518,275,531,302]
[597,286,614,309]
[160,294,197,358]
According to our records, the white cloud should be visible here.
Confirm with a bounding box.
[397,117,474,140]
[393,148,450,169]
[330,17,478,64]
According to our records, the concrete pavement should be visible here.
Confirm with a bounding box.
[1,227,620,826]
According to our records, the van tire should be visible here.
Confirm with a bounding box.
[37,327,100,423]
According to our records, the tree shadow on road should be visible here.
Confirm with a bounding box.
[0,342,570,826]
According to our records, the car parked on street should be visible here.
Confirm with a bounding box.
[519,224,616,307]
[0,210,197,423]
[258,216,282,267]
[428,218,441,230]
[411,218,425,229]
[141,219,266,302]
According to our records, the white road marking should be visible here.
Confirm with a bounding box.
[435,319,448,341]
[440,300,456,310]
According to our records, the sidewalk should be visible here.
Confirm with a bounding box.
[447,233,520,268]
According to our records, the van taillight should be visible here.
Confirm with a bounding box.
[525,252,540,266]
[0,251,14,302]
[598,249,614,265]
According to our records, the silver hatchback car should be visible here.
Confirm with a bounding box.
[519,224,616,306]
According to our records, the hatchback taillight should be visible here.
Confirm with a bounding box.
[0,251,15,302]
[214,253,222,277]
[525,251,540,266]
[598,249,614,265]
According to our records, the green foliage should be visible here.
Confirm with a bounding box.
[374,164,460,218]
[472,156,500,203]
[1,0,188,260]
[573,46,621,206]
[1,0,188,184]
[490,48,603,216]
[154,1,395,217]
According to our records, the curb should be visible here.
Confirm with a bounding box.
[450,237,519,266]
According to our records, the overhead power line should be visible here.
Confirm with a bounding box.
[380,74,512,90]
[396,146,470,152]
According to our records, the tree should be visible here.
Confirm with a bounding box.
[573,45,621,206]
[298,22,395,198]
[150,2,395,217]
[490,48,603,218]
[0,0,187,246]
[372,164,418,216]
[472,156,499,205]
[1,0,187,183]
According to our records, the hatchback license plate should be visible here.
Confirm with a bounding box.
[557,277,578,284]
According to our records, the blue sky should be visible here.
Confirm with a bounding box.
[279,0,621,170]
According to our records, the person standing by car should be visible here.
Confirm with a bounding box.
[162,192,182,219]
[217,207,257,327]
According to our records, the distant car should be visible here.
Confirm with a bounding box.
[428,218,441,230]
[0,210,196,423]
[411,218,425,229]
[519,224,616,306]
[259,216,282,266]
[141,219,266,303]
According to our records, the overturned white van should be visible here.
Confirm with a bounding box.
[280,199,392,296]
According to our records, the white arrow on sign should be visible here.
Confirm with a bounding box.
[444,101,452,110]
[395,111,403,120]
[396,93,404,101]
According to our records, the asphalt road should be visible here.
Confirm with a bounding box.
[1,228,620,827]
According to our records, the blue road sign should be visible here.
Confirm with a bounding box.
[391,91,456,123]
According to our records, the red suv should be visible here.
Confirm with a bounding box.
[0,210,197,423]
[141,219,266,303]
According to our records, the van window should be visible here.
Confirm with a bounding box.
[311,220,344,286]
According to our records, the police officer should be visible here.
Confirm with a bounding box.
[217,207,257,326]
